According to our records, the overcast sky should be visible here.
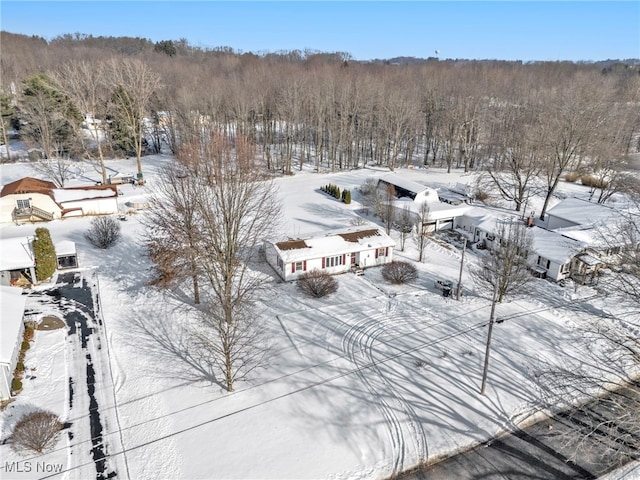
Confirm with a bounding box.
[1,1,638,62]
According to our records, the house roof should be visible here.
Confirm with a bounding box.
[272,225,395,263]
[0,237,35,270]
[1,177,57,197]
[546,197,618,227]
[529,226,586,264]
[53,184,118,203]
[1,177,119,207]
[391,197,472,220]
[0,286,27,365]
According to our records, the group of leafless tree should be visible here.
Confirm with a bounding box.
[2,32,639,216]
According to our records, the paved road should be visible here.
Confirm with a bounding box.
[398,384,640,480]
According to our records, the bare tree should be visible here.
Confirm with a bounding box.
[180,132,281,392]
[537,74,616,220]
[32,157,76,188]
[107,58,162,183]
[194,300,270,392]
[52,60,111,184]
[381,183,396,235]
[143,161,204,304]
[536,318,640,474]
[482,100,543,212]
[397,205,413,251]
[474,219,534,394]
[474,219,534,303]
[414,201,431,262]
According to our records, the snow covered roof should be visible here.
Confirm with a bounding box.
[391,198,472,220]
[52,184,118,203]
[546,197,619,227]
[378,173,431,196]
[0,237,34,270]
[529,227,586,264]
[273,226,395,262]
[55,240,76,256]
[0,286,26,365]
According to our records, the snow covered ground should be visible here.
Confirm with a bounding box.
[1,153,638,480]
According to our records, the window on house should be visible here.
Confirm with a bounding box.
[276,256,283,270]
[378,247,386,257]
[560,262,570,273]
[16,199,31,210]
[295,261,304,272]
[325,255,342,268]
[537,256,550,269]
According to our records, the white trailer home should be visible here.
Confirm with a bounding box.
[265,226,396,281]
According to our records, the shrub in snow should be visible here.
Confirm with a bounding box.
[342,189,351,204]
[10,410,62,453]
[296,269,338,298]
[382,261,418,284]
[86,216,121,249]
[33,227,57,281]
[11,378,22,393]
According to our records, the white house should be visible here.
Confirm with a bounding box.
[265,225,396,281]
[528,226,587,282]
[0,286,27,399]
[0,237,36,287]
[0,177,119,223]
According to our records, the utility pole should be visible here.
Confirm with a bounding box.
[456,238,467,300]
[480,283,499,396]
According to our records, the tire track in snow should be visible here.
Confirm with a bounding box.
[340,299,432,477]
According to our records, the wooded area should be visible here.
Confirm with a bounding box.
[1,31,639,216]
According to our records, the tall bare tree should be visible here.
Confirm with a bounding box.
[537,74,615,220]
[108,58,162,183]
[180,132,281,391]
[474,219,534,394]
[143,161,204,304]
[414,201,431,262]
[52,60,111,183]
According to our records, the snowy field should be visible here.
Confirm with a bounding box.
[1,152,638,480]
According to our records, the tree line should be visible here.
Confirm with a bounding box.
[1,31,639,218]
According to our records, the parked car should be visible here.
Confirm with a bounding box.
[435,279,454,297]
[434,279,453,290]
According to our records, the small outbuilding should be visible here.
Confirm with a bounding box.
[265,225,396,281]
[56,240,78,270]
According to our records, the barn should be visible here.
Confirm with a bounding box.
[265,225,396,281]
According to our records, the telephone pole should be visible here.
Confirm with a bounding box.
[480,283,499,395]
[456,238,467,300]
